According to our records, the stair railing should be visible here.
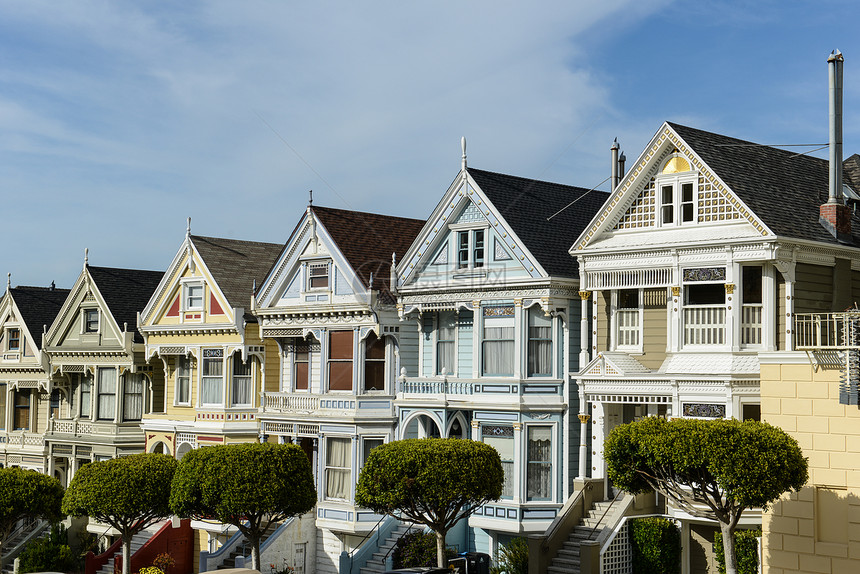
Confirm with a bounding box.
[235,518,296,569]
[198,521,248,572]
[338,514,397,574]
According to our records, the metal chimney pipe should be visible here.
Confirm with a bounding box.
[618,152,626,181]
[611,138,620,191]
[828,50,844,203]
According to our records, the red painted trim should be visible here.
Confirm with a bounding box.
[166,294,180,317]
[197,436,224,442]
[210,293,224,315]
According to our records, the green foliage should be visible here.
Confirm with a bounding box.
[714,529,760,574]
[628,517,681,574]
[19,523,80,574]
[0,467,64,542]
[605,418,808,511]
[170,442,316,523]
[392,532,454,569]
[355,439,503,531]
[63,453,177,534]
[489,537,528,574]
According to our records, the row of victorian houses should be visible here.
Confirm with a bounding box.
[2,57,859,574]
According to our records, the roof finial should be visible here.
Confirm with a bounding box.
[84,247,89,267]
[186,217,192,238]
[253,279,257,294]
[461,137,467,171]
[309,190,313,206]
[6,273,10,292]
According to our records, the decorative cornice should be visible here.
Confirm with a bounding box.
[400,286,580,305]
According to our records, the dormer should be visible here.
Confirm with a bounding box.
[656,151,698,227]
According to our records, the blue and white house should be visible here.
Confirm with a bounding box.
[393,146,608,554]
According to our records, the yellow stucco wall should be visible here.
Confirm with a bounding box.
[760,358,860,574]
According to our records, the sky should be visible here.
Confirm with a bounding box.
[2,0,860,288]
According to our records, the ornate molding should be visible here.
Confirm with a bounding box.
[400,286,580,305]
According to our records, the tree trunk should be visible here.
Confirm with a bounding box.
[250,532,262,572]
[435,530,447,568]
[720,522,737,574]
[122,534,132,574]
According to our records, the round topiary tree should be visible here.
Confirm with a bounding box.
[0,467,64,566]
[605,417,807,574]
[169,442,316,571]
[62,453,177,574]
[355,438,503,568]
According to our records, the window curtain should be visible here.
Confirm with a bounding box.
[482,317,514,375]
[528,309,552,376]
[202,358,223,404]
[231,357,252,405]
[527,426,552,500]
[124,374,143,421]
[326,437,351,500]
[484,433,514,498]
[176,357,190,404]
[81,376,92,417]
[436,312,456,375]
[97,368,117,420]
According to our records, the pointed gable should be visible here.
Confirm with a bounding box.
[8,286,70,351]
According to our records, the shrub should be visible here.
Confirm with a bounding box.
[20,523,81,574]
[714,529,760,574]
[628,517,681,574]
[489,537,528,574]
[391,532,454,569]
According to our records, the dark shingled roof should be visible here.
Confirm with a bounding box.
[468,168,610,278]
[9,286,71,348]
[668,122,860,246]
[311,206,426,302]
[190,235,284,312]
[87,266,164,343]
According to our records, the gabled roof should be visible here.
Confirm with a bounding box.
[9,286,70,346]
[668,122,860,246]
[311,206,425,299]
[190,235,284,309]
[468,168,609,277]
[86,266,164,343]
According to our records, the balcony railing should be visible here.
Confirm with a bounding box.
[795,312,860,349]
[261,392,393,416]
[5,432,45,447]
[262,393,320,412]
[684,305,725,345]
[400,380,474,395]
[47,419,142,436]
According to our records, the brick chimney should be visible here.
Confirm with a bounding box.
[820,50,852,241]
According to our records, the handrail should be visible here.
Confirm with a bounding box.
[348,514,387,558]
[588,491,620,539]
[339,515,398,574]
[199,524,244,571]
[542,481,592,545]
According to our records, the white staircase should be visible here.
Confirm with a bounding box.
[358,522,420,574]
[96,521,168,574]
[547,500,613,574]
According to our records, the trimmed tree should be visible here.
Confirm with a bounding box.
[605,417,807,574]
[169,442,316,571]
[62,453,177,574]
[0,467,64,565]
[355,438,504,568]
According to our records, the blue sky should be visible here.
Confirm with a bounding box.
[2,1,860,288]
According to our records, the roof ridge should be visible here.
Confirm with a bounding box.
[311,205,426,224]
[467,166,596,192]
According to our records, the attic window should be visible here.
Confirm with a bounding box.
[308,262,330,289]
[84,309,99,333]
[184,283,204,311]
[7,328,20,351]
[657,153,696,226]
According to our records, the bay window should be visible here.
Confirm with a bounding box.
[97,368,117,420]
[328,331,353,391]
[294,344,309,391]
[483,426,514,498]
[364,333,385,392]
[526,426,552,500]
[80,375,92,417]
[13,390,30,430]
[201,349,224,405]
[482,306,514,376]
[231,356,252,406]
[436,312,456,375]
[325,437,351,500]
[175,356,191,405]
[527,308,552,376]
[124,374,144,421]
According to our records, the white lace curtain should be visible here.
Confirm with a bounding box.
[231,356,252,405]
[527,426,552,500]
[326,437,351,500]
[123,374,144,421]
[97,368,116,420]
[483,317,514,375]
[437,312,456,375]
[528,310,552,376]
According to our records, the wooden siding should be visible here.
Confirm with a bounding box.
[640,288,668,370]
[794,263,833,313]
[568,299,581,372]
[399,322,419,381]
[264,339,280,393]
[150,364,165,413]
[35,391,48,433]
[596,291,610,353]
[833,258,853,311]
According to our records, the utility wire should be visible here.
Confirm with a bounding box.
[546,176,611,221]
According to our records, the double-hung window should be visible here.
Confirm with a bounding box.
[231,356,252,406]
[328,331,353,391]
[456,229,486,269]
[482,306,514,376]
[80,375,92,417]
[294,344,309,391]
[84,309,99,333]
[308,262,330,289]
[436,312,456,376]
[7,328,19,351]
[657,154,696,227]
[527,308,552,376]
[97,368,117,421]
[13,390,30,430]
[201,349,224,405]
[526,426,553,500]
[616,289,641,349]
[483,426,514,498]
[364,333,385,392]
[325,437,351,500]
[741,266,764,346]
[123,374,144,421]
[175,356,191,405]
[683,268,727,346]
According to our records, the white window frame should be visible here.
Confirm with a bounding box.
[231,354,253,407]
[324,436,352,501]
[481,306,515,377]
[200,349,224,407]
[526,306,554,377]
[613,288,644,353]
[435,311,457,377]
[83,309,100,334]
[450,223,489,270]
[306,261,331,291]
[182,281,205,312]
[175,356,191,406]
[656,173,697,227]
[6,327,20,352]
[524,423,555,502]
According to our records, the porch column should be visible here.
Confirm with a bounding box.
[513,299,523,379]
[579,291,591,366]
[576,411,590,480]
[512,422,522,504]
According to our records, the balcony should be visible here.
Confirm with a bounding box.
[794,312,860,349]
[46,419,144,438]
[260,392,394,419]
[397,378,563,408]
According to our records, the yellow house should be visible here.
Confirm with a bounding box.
[138,229,283,457]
